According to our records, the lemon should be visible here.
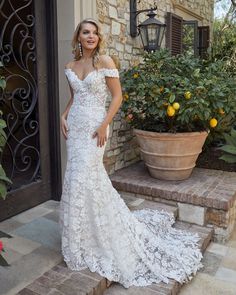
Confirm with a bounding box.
[173,102,180,110]
[184,91,192,100]
[133,73,139,78]
[167,106,175,117]
[123,93,129,101]
[209,118,218,128]
[218,108,225,115]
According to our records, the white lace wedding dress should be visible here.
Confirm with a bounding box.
[59,67,203,288]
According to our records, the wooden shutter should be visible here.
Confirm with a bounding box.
[166,12,183,55]
[198,26,210,58]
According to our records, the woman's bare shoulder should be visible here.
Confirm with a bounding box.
[65,60,76,69]
[99,55,116,69]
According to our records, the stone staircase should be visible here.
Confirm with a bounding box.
[17,190,213,295]
[18,161,236,295]
[102,196,213,295]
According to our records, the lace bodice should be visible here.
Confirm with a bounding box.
[64,68,119,108]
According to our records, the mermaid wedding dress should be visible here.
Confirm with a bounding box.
[59,67,203,288]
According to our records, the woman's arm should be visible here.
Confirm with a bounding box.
[92,56,123,147]
[61,66,74,139]
[61,82,73,120]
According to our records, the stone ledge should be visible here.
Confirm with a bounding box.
[110,161,236,211]
[120,191,178,218]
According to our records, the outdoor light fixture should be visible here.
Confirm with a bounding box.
[130,0,166,51]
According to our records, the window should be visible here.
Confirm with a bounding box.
[166,12,209,58]
[183,20,198,56]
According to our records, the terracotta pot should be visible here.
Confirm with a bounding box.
[134,129,209,181]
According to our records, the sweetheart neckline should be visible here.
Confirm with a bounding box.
[65,68,119,82]
[65,68,102,82]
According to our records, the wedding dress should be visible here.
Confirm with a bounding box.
[59,67,203,288]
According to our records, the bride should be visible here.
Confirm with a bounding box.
[59,18,203,289]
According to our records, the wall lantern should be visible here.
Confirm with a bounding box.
[130,0,166,51]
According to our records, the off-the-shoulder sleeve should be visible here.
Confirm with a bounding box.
[102,68,119,78]
[64,68,71,76]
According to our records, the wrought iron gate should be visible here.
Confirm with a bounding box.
[0,0,61,221]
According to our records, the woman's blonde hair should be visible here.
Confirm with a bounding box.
[71,18,105,66]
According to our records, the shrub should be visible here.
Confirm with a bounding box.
[121,49,236,134]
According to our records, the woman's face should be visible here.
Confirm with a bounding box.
[78,23,99,51]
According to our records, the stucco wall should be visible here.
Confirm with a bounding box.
[57,0,96,179]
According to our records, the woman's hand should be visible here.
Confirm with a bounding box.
[92,124,108,147]
[61,115,69,140]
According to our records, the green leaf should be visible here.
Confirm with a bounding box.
[0,119,6,128]
[224,133,236,146]
[0,254,10,266]
[0,164,6,176]
[169,93,175,103]
[0,175,12,184]
[0,182,7,200]
[219,145,236,155]
[193,68,200,77]
[219,154,236,163]
[0,79,6,90]
[0,231,12,238]
[231,128,236,138]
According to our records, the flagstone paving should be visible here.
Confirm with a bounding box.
[0,196,235,294]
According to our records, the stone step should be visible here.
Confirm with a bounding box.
[121,192,178,218]
[17,221,213,295]
[103,222,213,295]
[110,161,236,242]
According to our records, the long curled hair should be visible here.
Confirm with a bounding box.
[71,18,105,67]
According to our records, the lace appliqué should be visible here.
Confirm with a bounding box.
[102,68,119,78]
[59,66,203,289]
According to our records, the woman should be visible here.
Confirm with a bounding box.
[59,18,203,289]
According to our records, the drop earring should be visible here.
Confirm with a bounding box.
[78,41,83,57]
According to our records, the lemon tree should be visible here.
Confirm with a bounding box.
[121,49,236,135]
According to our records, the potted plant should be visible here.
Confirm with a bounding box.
[121,49,236,180]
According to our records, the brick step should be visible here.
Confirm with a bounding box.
[103,221,213,295]
[17,264,107,295]
[111,161,236,242]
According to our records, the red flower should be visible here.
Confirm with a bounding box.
[0,240,3,252]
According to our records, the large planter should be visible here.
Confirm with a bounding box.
[134,129,209,181]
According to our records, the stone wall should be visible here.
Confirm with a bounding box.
[96,0,214,174]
